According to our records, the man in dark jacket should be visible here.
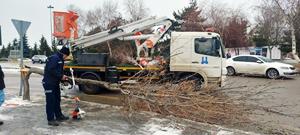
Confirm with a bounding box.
[42,46,70,126]
[0,65,5,125]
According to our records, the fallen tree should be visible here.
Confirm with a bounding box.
[22,66,249,125]
[121,77,250,126]
[21,66,120,100]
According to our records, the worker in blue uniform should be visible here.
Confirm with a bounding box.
[42,46,70,126]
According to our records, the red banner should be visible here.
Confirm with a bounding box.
[53,11,78,39]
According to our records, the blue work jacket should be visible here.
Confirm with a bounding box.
[42,52,64,86]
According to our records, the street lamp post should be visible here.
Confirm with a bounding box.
[47,5,54,47]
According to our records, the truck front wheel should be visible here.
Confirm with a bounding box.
[176,73,204,91]
[188,76,204,91]
[79,72,104,94]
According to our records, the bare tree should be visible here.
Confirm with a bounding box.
[205,3,230,35]
[85,10,100,30]
[273,0,300,61]
[67,0,121,36]
[255,1,285,59]
[67,4,87,36]
[101,0,120,29]
[124,0,149,21]
[223,15,249,50]
[205,3,250,51]
[205,3,231,39]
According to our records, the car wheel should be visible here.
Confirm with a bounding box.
[226,67,236,76]
[266,68,279,79]
[39,60,42,64]
[32,61,35,64]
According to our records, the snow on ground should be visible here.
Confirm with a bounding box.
[137,118,184,135]
[0,95,39,128]
[0,114,13,121]
[1,96,41,109]
[216,130,234,135]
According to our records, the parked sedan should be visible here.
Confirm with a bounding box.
[226,55,297,79]
[31,55,47,64]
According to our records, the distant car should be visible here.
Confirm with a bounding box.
[226,55,297,79]
[31,55,47,64]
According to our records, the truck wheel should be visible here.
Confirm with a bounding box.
[189,76,204,91]
[79,72,104,94]
[176,74,204,91]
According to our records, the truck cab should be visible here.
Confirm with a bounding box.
[170,32,226,87]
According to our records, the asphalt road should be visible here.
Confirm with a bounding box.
[2,62,45,98]
[223,75,300,133]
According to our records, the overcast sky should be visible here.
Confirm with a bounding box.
[0,0,259,47]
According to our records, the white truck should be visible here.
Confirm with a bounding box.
[63,16,226,94]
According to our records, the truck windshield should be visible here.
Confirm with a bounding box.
[194,37,224,57]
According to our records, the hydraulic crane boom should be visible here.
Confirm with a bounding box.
[72,16,173,52]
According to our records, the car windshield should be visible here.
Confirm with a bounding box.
[258,56,273,63]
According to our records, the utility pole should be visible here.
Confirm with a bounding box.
[47,5,54,46]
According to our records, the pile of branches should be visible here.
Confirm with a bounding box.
[121,71,250,126]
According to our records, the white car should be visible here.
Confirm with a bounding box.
[226,55,297,79]
[31,55,47,64]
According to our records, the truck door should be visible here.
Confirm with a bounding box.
[190,37,223,78]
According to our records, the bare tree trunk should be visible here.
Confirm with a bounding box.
[273,0,300,62]
[269,47,272,59]
[292,27,297,54]
[22,66,121,100]
[107,41,113,56]
[268,46,274,59]
[21,69,30,100]
[291,26,300,62]
[21,67,44,100]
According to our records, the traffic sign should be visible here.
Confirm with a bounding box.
[11,19,31,97]
[12,19,31,37]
